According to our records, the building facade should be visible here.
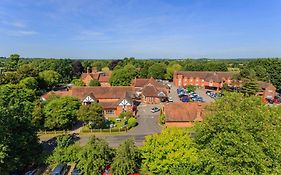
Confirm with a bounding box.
[80,67,110,87]
[256,82,276,102]
[132,77,169,104]
[173,71,238,90]
[42,86,135,117]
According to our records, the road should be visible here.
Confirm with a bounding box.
[40,104,163,148]
[79,104,162,147]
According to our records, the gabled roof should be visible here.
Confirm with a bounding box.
[142,84,167,97]
[132,77,166,88]
[175,71,234,83]
[164,102,207,122]
[257,82,276,90]
[69,86,135,99]
[80,72,110,83]
[82,93,97,103]
[117,91,133,106]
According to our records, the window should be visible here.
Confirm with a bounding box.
[106,110,114,115]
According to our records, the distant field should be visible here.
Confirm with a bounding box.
[227,67,240,73]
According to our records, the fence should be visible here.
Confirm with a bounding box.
[81,127,129,133]
[38,127,132,135]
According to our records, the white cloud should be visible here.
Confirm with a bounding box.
[1,30,37,37]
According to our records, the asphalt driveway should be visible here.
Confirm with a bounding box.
[41,103,164,148]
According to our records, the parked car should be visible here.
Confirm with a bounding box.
[168,97,173,102]
[25,169,39,175]
[151,107,160,113]
[51,164,67,175]
[71,167,80,175]
[181,97,190,102]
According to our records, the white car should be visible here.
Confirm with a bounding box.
[168,97,173,102]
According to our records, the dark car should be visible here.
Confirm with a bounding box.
[181,97,190,102]
[51,164,67,175]
[71,167,80,175]
[25,169,39,175]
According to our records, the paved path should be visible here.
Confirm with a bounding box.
[40,104,163,148]
[195,88,215,103]
[169,83,181,102]
[79,104,162,147]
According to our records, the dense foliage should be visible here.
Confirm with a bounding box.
[142,128,197,174]
[194,93,281,174]
[111,139,141,175]
[43,96,81,130]
[0,84,41,173]
[89,79,101,86]
[77,103,105,129]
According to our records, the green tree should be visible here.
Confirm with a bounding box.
[240,80,260,96]
[44,96,81,130]
[17,64,38,79]
[111,139,141,175]
[194,93,281,174]
[71,79,85,86]
[5,54,20,71]
[77,103,105,129]
[0,84,41,173]
[19,77,38,90]
[186,85,196,92]
[127,117,137,128]
[48,134,80,165]
[165,63,182,80]
[109,64,137,86]
[147,63,166,79]
[77,136,114,175]
[39,70,62,89]
[89,79,101,86]
[141,128,198,174]
[32,100,44,130]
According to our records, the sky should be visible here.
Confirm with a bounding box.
[0,0,281,59]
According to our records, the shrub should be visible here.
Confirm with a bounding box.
[160,114,165,124]
[128,117,137,127]
[89,79,101,86]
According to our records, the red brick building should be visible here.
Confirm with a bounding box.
[256,82,276,102]
[42,86,135,117]
[132,77,169,104]
[80,67,110,87]
[173,71,239,90]
[163,102,207,127]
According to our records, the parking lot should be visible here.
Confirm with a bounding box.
[169,83,215,103]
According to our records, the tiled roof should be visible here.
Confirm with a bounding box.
[132,77,166,88]
[142,84,167,97]
[81,72,110,83]
[175,71,234,83]
[42,86,135,108]
[43,86,135,100]
[69,86,135,100]
[99,100,119,109]
[99,75,109,82]
[257,82,276,90]
[164,102,207,122]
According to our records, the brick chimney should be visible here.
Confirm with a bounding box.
[92,67,97,73]
[87,67,90,74]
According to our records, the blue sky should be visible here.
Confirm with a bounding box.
[0,0,281,59]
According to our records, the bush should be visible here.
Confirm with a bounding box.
[89,79,101,86]
[71,79,84,86]
[160,114,165,125]
[128,117,137,127]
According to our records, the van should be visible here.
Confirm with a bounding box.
[51,163,67,175]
